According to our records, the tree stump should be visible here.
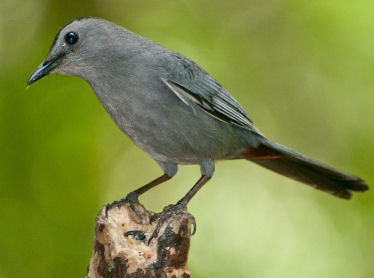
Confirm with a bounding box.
[86,200,195,278]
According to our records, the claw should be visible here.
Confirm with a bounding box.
[125,191,140,211]
[125,191,139,203]
[191,216,197,235]
[148,221,162,245]
[105,191,140,217]
[147,202,195,245]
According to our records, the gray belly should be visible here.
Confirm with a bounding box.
[93,82,251,164]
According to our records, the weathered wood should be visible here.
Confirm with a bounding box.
[86,200,195,278]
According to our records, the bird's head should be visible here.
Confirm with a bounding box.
[27,17,126,86]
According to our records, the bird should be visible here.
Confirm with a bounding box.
[28,17,368,213]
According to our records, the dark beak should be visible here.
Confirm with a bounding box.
[27,55,61,86]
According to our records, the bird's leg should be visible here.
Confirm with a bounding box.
[176,175,211,207]
[148,175,211,244]
[106,162,177,216]
[126,174,172,202]
[105,174,172,216]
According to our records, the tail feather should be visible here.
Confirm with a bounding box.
[243,140,368,199]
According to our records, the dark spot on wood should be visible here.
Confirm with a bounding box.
[155,219,190,272]
[124,230,146,241]
[94,241,107,276]
[110,257,129,277]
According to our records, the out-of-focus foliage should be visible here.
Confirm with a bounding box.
[0,1,373,277]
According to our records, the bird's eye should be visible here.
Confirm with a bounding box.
[64,32,79,45]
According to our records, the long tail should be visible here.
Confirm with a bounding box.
[243,139,368,199]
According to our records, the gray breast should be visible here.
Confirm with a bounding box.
[91,75,249,164]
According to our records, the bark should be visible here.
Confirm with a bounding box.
[86,200,195,278]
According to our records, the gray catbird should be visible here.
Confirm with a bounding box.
[28,17,368,209]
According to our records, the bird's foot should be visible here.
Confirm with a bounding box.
[105,191,140,217]
[148,201,196,245]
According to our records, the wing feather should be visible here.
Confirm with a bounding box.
[160,54,255,130]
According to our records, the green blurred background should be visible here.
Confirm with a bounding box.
[1,0,373,277]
